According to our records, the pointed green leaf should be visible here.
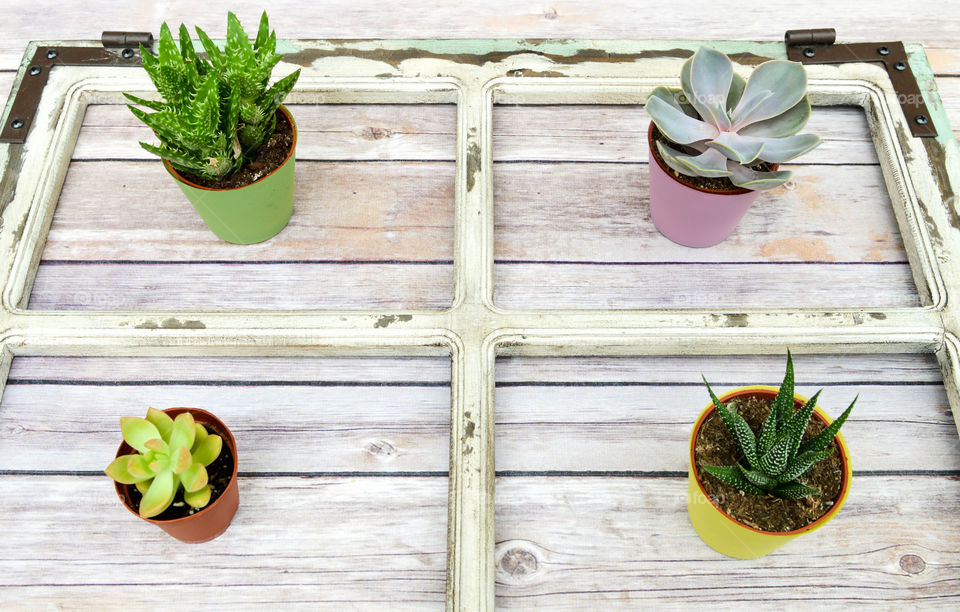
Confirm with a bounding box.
[259,69,300,119]
[647,86,697,118]
[120,417,160,454]
[192,433,223,467]
[737,463,777,490]
[146,407,174,440]
[708,132,764,164]
[777,448,834,483]
[704,377,759,470]
[758,431,792,476]
[757,398,780,457]
[799,396,857,455]
[127,454,156,480]
[139,470,176,518]
[194,26,225,72]
[657,142,732,178]
[254,11,271,49]
[184,484,212,509]
[726,72,746,112]
[770,480,820,499]
[783,390,822,462]
[123,92,165,112]
[701,464,765,495]
[751,133,822,164]
[731,60,808,128]
[772,350,796,429]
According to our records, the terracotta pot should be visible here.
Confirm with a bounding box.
[687,385,852,559]
[113,407,239,543]
[165,105,297,245]
[647,123,763,248]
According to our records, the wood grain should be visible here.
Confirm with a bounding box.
[494,476,960,608]
[0,476,448,609]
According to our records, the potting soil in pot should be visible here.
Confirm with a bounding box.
[693,394,845,533]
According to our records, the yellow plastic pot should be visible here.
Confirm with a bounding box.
[688,385,852,559]
[165,105,296,245]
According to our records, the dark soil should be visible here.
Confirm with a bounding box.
[650,125,775,192]
[179,108,294,189]
[693,394,845,533]
[124,434,235,522]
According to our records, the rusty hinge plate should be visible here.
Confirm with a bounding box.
[0,32,152,144]
[785,28,937,138]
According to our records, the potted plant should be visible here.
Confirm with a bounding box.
[688,352,856,558]
[105,407,239,543]
[125,12,300,244]
[644,47,821,247]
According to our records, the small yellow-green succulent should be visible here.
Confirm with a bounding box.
[106,408,223,518]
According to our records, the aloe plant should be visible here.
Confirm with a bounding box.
[106,408,223,518]
[125,11,300,181]
[700,352,856,499]
[646,47,821,190]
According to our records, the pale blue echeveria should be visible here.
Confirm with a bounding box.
[645,47,822,190]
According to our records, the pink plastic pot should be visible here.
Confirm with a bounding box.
[647,124,762,248]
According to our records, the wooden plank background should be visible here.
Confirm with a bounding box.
[2,1,960,609]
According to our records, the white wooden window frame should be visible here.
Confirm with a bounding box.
[1,39,959,610]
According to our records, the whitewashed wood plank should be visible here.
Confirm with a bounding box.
[935,76,960,142]
[1,0,960,73]
[493,383,959,472]
[8,355,451,382]
[494,263,919,309]
[494,162,906,264]
[496,353,946,384]
[494,476,960,609]
[0,475,447,609]
[0,383,450,472]
[28,262,452,310]
[44,160,454,261]
[74,104,459,161]
[493,105,877,164]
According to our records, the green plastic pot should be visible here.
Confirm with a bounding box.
[164,105,296,245]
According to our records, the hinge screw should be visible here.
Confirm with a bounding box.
[121,47,135,59]
[803,47,816,58]
[915,114,929,126]
[11,118,24,129]
[878,46,890,56]
[28,65,41,76]
[894,61,907,71]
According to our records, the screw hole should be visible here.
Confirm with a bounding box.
[121,48,135,59]
[28,65,41,76]
[803,47,816,58]
[11,118,24,130]
[878,46,890,56]
[915,114,929,125]
[46,49,58,59]
[894,61,907,71]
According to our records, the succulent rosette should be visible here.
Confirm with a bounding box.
[646,47,822,190]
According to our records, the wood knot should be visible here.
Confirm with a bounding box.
[899,554,926,574]
[495,540,543,584]
[365,439,398,459]
[544,7,558,20]
[360,126,394,140]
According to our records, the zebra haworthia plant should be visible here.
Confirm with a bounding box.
[125,11,300,181]
[105,408,223,518]
[646,46,821,190]
[701,352,856,499]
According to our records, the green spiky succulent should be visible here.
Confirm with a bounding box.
[125,11,300,181]
[645,46,821,190]
[105,408,223,518]
[700,352,856,499]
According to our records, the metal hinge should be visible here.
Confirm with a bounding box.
[784,28,937,138]
[0,31,152,144]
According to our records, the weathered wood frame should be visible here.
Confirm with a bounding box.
[1,38,959,610]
